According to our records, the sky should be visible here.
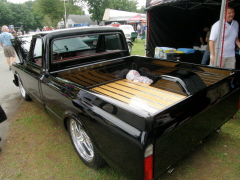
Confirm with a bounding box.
[7,0,146,8]
[137,0,146,8]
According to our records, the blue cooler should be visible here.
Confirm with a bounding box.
[155,47,177,59]
[177,48,195,54]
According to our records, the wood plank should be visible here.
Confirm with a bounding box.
[102,85,167,108]
[66,74,97,85]
[120,80,186,101]
[151,60,231,76]
[72,73,105,84]
[92,87,158,113]
[90,71,116,80]
[91,79,187,113]
[59,74,93,87]
[152,67,224,86]
[106,82,175,106]
[151,60,178,67]
[154,79,185,95]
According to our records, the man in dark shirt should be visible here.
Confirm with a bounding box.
[193,26,210,49]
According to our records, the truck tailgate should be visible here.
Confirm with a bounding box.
[153,81,240,178]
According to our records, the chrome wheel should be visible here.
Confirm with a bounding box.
[69,119,94,162]
[17,75,31,101]
[128,43,132,53]
[18,78,27,98]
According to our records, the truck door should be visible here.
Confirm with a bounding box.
[22,37,44,103]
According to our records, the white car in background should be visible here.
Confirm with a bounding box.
[119,25,137,42]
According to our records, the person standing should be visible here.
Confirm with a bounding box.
[193,26,210,50]
[141,23,147,40]
[0,25,16,70]
[17,29,22,36]
[137,23,141,39]
[11,28,18,38]
[201,30,211,65]
[36,27,41,32]
[209,6,240,69]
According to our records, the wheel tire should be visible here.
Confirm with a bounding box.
[67,118,105,169]
[18,76,32,101]
[128,43,132,54]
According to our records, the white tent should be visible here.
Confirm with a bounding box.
[102,9,146,24]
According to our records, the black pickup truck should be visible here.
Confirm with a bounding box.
[11,27,240,180]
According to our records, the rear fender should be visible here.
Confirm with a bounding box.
[13,73,19,87]
[63,112,83,132]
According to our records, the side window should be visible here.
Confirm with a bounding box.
[33,38,42,66]
[16,35,32,61]
[19,36,32,53]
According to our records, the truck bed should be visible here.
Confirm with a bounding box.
[56,58,233,115]
[58,67,186,114]
[91,79,186,114]
[149,60,229,86]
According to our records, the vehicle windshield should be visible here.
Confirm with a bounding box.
[119,25,134,31]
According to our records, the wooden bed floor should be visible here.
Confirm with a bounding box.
[91,79,186,114]
[59,69,119,88]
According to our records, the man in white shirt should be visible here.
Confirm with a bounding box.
[209,6,240,69]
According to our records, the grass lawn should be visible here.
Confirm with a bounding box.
[1,41,240,180]
[131,39,146,56]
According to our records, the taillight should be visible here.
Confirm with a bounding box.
[144,144,153,180]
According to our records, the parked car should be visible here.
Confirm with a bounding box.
[119,25,138,42]
[126,39,133,53]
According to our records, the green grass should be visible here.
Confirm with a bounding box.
[159,117,240,180]
[0,103,130,180]
[131,39,146,56]
[3,103,240,180]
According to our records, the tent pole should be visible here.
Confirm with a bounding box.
[214,0,228,67]
[145,11,148,56]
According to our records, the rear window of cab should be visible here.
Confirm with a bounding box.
[52,33,124,63]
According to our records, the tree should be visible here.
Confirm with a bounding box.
[7,3,35,31]
[24,1,44,31]
[33,0,63,27]
[83,0,110,25]
[61,0,85,27]
[33,0,85,28]
[83,0,138,25]
[110,0,138,12]
[0,1,37,32]
[0,0,13,25]
[136,6,146,14]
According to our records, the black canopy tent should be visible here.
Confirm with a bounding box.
[145,0,240,65]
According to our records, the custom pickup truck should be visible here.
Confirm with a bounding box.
[11,27,240,180]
